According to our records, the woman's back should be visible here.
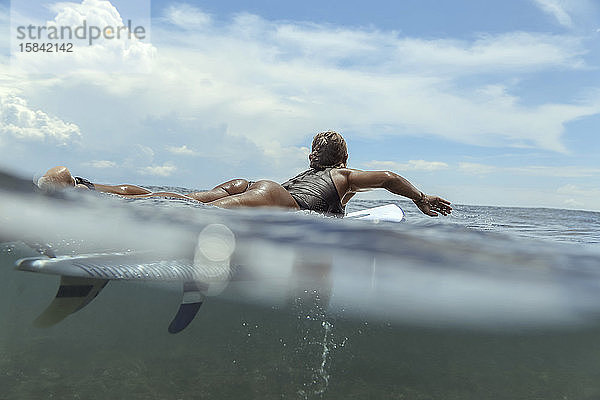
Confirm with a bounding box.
[281,168,345,216]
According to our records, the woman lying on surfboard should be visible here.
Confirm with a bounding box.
[38,131,452,217]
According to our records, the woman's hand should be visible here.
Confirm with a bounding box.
[414,193,452,217]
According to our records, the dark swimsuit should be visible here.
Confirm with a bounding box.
[74,177,95,190]
[281,168,345,216]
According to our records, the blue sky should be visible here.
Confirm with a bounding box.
[1,0,599,210]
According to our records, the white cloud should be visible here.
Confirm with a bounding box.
[515,165,600,178]
[459,163,600,178]
[458,162,498,175]
[556,184,600,210]
[275,23,586,72]
[166,144,197,155]
[531,0,599,32]
[135,8,595,153]
[364,160,449,172]
[405,160,449,171]
[563,198,583,208]
[394,32,585,72]
[47,0,124,26]
[83,160,117,168]
[11,0,155,74]
[532,0,574,28]
[164,4,212,28]
[556,184,600,195]
[0,89,81,144]
[9,4,598,155]
[136,144,155,159]
[139,162,177,177]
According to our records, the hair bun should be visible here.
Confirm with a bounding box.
[309,131,347,169]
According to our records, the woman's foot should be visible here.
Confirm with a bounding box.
[37,166,77,190]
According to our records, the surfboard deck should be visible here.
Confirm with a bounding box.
[346,204,405,222]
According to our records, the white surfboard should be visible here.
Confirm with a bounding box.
[346,204,405,222]
[11,204,403,333]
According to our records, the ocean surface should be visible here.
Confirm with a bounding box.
[1,172,600,400]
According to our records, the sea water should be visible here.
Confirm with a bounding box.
[1,173,600,400]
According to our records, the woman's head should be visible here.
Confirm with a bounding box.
[309,131,348,170]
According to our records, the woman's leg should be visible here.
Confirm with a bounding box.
[117,191,198,200]
[38,167,153,195]
[208,180,299,210]
[188,179,250,202]
[104,179,252,202]
[115,180,298,208]
[94,183,152,195]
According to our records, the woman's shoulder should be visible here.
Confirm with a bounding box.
[330,167,360,176]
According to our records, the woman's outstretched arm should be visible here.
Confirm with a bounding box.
[346,169,452,216]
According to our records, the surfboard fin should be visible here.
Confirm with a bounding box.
[34,276,109,328]
[168,281,207,334]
